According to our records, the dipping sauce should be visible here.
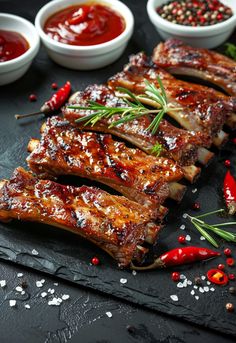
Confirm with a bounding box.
[156,0,233,27]
[0,30,29,62]
[44,3,126,46]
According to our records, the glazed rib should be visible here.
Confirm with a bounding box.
[108,52,233,142]
[63,84,210,180]
[0,167,161,267]
[153,38,236,97]
[27,117,185,217]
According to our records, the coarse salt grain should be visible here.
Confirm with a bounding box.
[192,188,197,193]
[48,288,55,294]
[182,279,188,287]
[195,295,199,300]
[191,290,195,295]
[25,304,30,309]
[200,236,206,241]
[62,294,70,300]
[9,300,16,307]
[31,249,39,255]
[170,295,178,302]
[187,280,192,286]
[132,270,137,276]
[180,274,186,280]
[193,285,198,289]
[54,283,58,286]
[201,276,206,280]
[180,224,185,230]
[15,286,23,292]
[17,273,23,278]
[182,213,188,219]
[41,292,47,298]
[204,286,209,292]
[106,311,113,318]
[0,280,6,288]
[36,280,45,288]
[21,291,25,295]
[185,235,191,242]
[210,287,215,292]
[207,281,211,285]
[199,287,204,293]
[120,278,127,284]
[177,282,183,288]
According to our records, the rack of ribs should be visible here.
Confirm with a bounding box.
[27,117,185,218]
[63,84,213,182]
[152,38,236,98]
[0,167,162,267]
[108,52,234,144]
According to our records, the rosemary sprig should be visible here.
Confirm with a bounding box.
[186,209,236,248]
[67,77,181,135]
[225,43,236,60]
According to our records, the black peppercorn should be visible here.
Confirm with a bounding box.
[126,325,136,334]
[194,276,202,286]
[229,287,236,295]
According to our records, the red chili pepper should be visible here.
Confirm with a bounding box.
[223,171,236,215]
[131,246,220,270]
[15,81,71,120]
[207,269,228,285]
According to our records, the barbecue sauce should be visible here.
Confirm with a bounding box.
[44,3,125,46]
[0,30,29,62]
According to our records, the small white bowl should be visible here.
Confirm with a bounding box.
[35,0,134,70]
[147,0,236,48]
[0,13,40,86]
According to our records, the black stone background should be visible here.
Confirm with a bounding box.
[0,0,236,341]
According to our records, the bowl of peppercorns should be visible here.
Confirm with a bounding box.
[147,0,236,48]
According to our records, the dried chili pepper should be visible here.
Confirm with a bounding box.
[15,81,71,120]
[130,246,220,270]
[223,170,236,215]
[207,269,228,285]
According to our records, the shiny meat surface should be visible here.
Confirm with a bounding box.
[27,117,184,217]
[108,52,232,137]
[152,38,236,96]
[63,84,210,166]
[0,167,156,267]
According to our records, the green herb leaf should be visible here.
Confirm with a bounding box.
[225,43,236,60]
[151,142,163,156]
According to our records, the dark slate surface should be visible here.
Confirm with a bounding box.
[0,0,236,338]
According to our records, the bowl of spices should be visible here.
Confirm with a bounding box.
[147,0,236,48]
[0,13,40,86]
[35,0,134,70]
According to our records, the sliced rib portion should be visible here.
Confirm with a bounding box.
[0,167,160,267]
[108,52,232,141]
[63,84,210,170]
[27,117,185,217]
[152,38,236,97]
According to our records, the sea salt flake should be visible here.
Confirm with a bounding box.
[21,291,25,295]
[48,297,61,306]
[106,311,113,318]
[15,286,23,292]
[199,287,204,293]
[25,304,30,309]
[191,290,195,295]
[210,287,215,292]
[180,224,185,230]
[0,280,6,288]
[132,270,137,276]
[204,286,209,292]
[180,274,186,280]
[201,276,206,280]
[41,292,47,298]
[192,188,197,193]
[32,249,39,255]
[187,280,192,285]
[185,234,191,242]
[62,294,70,300]
[195,295,199,300]
[207,281,211,285]
[9,300,16,307]
[193,285,198,289]
[48,288,55,294]
[54,283,58,286]
[170,295,178,302]
[17,273,23,278]
[177,282,183,288]
[200,236,206,241]
[182,279,188,287]
[36,280,44,288]
[120,278,127,284]
[182,213,188,219]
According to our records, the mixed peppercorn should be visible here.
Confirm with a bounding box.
[156,0,233,27]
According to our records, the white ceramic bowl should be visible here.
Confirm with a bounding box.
[0,13,40,86]
[147,0,236,48]
[35,0,134,70]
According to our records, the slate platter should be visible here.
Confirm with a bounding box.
[0,0,236,337]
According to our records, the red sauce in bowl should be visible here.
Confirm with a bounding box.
[44,3,126,46]
[0,30,29,62]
